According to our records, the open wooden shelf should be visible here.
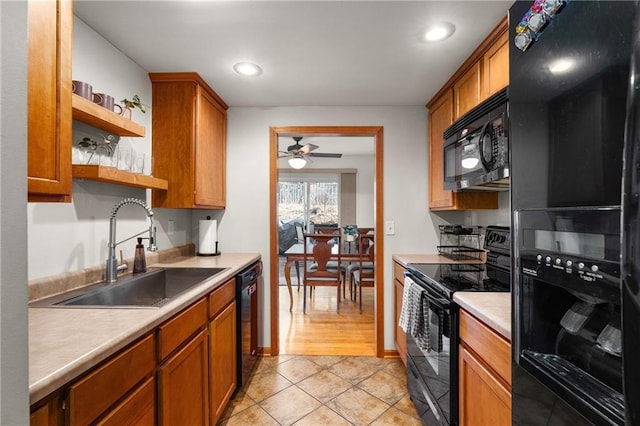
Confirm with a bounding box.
[72,94,146,137]
[72,165,168,190]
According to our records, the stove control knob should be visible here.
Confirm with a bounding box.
[555,258,562,265]
[591,265,599,273]
[578,262,585,269]
[545,256,552,263]
[536,254,543,262]
[566,260,573,267]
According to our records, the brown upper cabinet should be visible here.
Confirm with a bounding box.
[27,0,73,202]
[149,72,228,209]
[483,31,509,100]
[454,62,482,120]
[27,0,157,201]
[428,90,456,210]
[426,16,507,211]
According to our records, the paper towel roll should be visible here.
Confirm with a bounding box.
[198,219,218,255]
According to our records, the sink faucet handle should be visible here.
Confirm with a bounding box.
[117,250,128,273]
[148,223,157,252]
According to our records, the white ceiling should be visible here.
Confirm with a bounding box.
[74,1,512,108]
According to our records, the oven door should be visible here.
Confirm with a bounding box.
[405,275,457,425]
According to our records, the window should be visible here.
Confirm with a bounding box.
[278,173,339,226]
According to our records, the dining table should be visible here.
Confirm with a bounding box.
[283,242,362,312]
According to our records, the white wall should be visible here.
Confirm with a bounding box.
[199,106,442,350]
[473,191,510,227]
[1,1,29,423]
[27,17,192,280]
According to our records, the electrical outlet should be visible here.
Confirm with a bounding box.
[385,220,395,235]
[167,220,175,236]
[464,213,473,226]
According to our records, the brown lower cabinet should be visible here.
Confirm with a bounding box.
[30,279,240,426]
[393,261,407,365]
[30,392,65,426]
[68,334,155,426]
[158,329,209,425]
[458,309,511,426]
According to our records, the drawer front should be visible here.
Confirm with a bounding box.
[393,261,406,283]
[459,309,511,386]
[208,278,235,319]
[96,376,155,426]
[158,298,208,361]
[69,333,155,426]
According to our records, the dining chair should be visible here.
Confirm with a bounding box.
[354,227,374,252]
[293,223,305,290]
[314,226,348,286]
[295,223,305,243]
[315,226,340,235]
[348,228,374,294]
[303,233,342,313]
[352,234,375,313]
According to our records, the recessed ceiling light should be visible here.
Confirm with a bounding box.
[233,62,262,77]
[548,58,575,74]
[424,23,455,42]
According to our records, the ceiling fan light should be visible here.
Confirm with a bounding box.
[288,156,307,169]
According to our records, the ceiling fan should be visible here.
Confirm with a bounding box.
[278,137,342,168]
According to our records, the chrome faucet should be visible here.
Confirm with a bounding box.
[105,198,157,283]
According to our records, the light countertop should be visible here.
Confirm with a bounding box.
[29,253,260,404]
[453,292,511,340]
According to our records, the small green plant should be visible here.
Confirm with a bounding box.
[78,134,116,163]
[120,94,146,114]
[342,225,358,236]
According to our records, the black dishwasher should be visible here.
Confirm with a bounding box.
[236,261,261,390]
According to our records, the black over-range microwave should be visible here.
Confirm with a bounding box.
[443,87,509,191]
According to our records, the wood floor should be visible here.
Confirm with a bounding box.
[278,285,376,356]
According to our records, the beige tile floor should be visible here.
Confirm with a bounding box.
[220,355,422,426]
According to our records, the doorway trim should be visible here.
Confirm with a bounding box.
[269,125,384,357]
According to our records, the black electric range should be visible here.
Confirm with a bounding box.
[404,225,511,425]
[406,225,511,300]
[405,263,508,300]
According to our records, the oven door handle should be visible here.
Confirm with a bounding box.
[424,292,449,309]
[419,283,450,308]
[405,275,451,308]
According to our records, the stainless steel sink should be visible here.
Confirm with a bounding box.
[30,267,228,308]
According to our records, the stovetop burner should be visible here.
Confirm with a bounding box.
[406,263,509,300]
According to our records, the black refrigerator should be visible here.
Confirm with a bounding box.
[510,1,638,425]
[622,4,640,425]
